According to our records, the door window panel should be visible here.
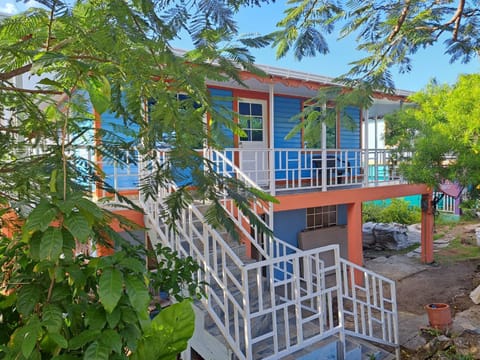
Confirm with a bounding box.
[239,101,264,142]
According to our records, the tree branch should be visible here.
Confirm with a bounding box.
[444,0,465,27]
[387,0,411,42]
[0,64,33,81]
[452,0,465,41]
[0,86,63,95]
[46,1,56,51]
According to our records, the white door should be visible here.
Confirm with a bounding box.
[238,99,268,186]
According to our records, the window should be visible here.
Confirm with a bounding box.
[306,206,337,230]
[238,101,264,142]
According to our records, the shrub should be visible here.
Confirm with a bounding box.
[363,199,421,224]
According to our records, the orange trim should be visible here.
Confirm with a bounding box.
[233,89,269,101]
[98,189,140,199]
[274,184,434,266]
[274,184,430,211]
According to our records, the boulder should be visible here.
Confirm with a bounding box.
[362,222,410,250]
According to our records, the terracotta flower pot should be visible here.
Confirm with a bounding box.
[425,303,452,330]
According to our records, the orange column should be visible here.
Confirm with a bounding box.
[347,201,363,266]
[421,193,434,264]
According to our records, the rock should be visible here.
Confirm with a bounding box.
[470,284,480,304]
[416,335,453,359]
[362,222,410,250]
[453,330,480,358]
[362,222,376,247]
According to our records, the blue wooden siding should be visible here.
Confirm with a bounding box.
[274,205,347,246]
[273,205,346,280]
[274,96,302,180]
[340,106,361,176]
[274,209,305,248]
[340,106,360,149]
[273,96,302,148]
[273,209,305,279]
[209,88,234,148]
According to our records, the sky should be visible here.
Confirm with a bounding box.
[2,0,479,92]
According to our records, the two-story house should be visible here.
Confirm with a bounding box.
[95,60,435,359]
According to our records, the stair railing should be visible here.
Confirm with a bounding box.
[340,258,400,359]
[139,149,400,359]
[139,150,349,359]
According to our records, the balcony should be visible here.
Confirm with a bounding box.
[208,148,405,194]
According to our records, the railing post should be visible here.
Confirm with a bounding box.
[363,109,370,186]
[269,84,275,195]
[321,104,327,191]
[242,268,252,360]
[334,245,346,358]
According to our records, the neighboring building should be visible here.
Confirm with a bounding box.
[96,59,436,359]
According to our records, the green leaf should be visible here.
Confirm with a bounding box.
[125,274,150,316]
[62,228,76,253]
[118,257,147,273]
[76,198,104,221]
[83,341,110,360]
[131,300,194,360]
[38,78,64,88]
[98,267,123,313]
[21,315,42,358]
[52,355,79,360]
[68,329,101,350]
[106,306,121,328]
[85,307,106,330]
[99,329,122,354]
[17,284,41,316]
[64,212,91,243]
[24,199,58,233]
[39,227,63,261]
[120,305,138,324]
[42,304,64,333]
[29,231,42,260]
[119,323,141,351]
[85,76,111,115]
[0,292,16,308]
[48,332,68,348]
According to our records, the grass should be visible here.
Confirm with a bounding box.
[435,213,460,227]
[434,236,480,264]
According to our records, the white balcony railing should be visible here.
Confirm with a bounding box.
[212,148,404,194]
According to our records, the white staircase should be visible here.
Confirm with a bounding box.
[139,149,400,360]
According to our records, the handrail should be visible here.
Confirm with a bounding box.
[139,148,400,359]
[139,151,345,359]
[206,149,303,258]
[340,258,400,358]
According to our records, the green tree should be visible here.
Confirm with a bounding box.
[274,0,479,91]
[0,0,274,358]
[384,74,480,190]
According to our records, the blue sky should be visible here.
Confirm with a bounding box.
[3,0,478,92]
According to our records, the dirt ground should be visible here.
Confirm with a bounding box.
[368,220,480,358]
[396,221,480,316]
